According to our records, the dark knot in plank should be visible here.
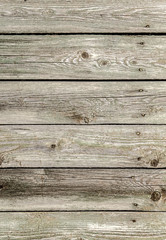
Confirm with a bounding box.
[50,144,56,149]
[81,52,89,59]
[150,159,159,167]
[151,191,161,201]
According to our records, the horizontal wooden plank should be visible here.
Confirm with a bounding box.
[0,169,165,211]
[0,125,166,168]
[1,0,166,33]
[0,35,166,79]
[0,81,166,124]
[0,212,166,240]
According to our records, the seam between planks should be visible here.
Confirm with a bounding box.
[1,33,166,35]
[1,80,166,82]
[0,210,166,212]
[1,167,166,170]
[0,124,165,126]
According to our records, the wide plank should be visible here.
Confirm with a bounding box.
[1,35,166,79]
[0,125,166,168]
[0,169,165,211]
[0,212,166,240]
[0,81,166,124]
[1,0,166,33]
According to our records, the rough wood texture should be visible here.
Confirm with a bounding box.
[0,212,166,240]
[0,169,165,211]
[1,35,166,79]
[1,0,166,33]
[0,81,166,124]
[0,125,166,168]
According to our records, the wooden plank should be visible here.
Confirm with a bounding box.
[0,125,166,168]
[0,169,165,211]
[0,35,166,79]
[0,81,166,124]
[1,0,166,33]
[0,212,166,240]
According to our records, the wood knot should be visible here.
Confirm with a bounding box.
[81,52,89,59]
[151,191,161,201]
[139,42,145,46]
[50,144,56,149]
[145,24,150,28]
[139,89,144,92]
[138,68,144,72]
[150,159,159,167]
[133,203,138,207]
[137,157,142,161]
[132,219,136,223]
[84,117,89,124]
[101,60,108,66]
[0,185,3,190]
[136,131,141,136]
[141,113,146,117]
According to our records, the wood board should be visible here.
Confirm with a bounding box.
[0,81,165,124]
[1,35,166,79]
[0,125,165,168]
[0,169,165,211]
[0,212,165,240]
[1,0,166,33]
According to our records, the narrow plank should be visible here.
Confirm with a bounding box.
[0,35,166,79]
[0,212,166,240]
[0,125,166,168]
[0,81,166,124]
[0,169,165,211]
[1,0,166,33]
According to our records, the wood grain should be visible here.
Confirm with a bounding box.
[0,81,166,124]
[1,0,166,33]
[0,212,166,240]
[0,169,165,211]
[0,125,166,168]
[1,35,166,79]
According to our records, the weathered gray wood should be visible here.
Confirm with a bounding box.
[0,169,165,211]
[1,35,166,79]
[0,212,166,240]
[0,81,166,124]
[0,125,166,168]
[1,0,166,33]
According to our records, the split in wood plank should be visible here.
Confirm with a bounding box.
[0,125,166,168]
[0,81,166,124]
[0,212,166,240]
[0,169,165,211]
[1,35,166,79]
[1,0,166,33]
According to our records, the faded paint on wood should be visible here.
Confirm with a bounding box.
[0,81,165,124]
[0,125,165,168]
[0,169,165,211]
[1,35,166,79]
[0,212,166,240]
[1,0,166,33]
